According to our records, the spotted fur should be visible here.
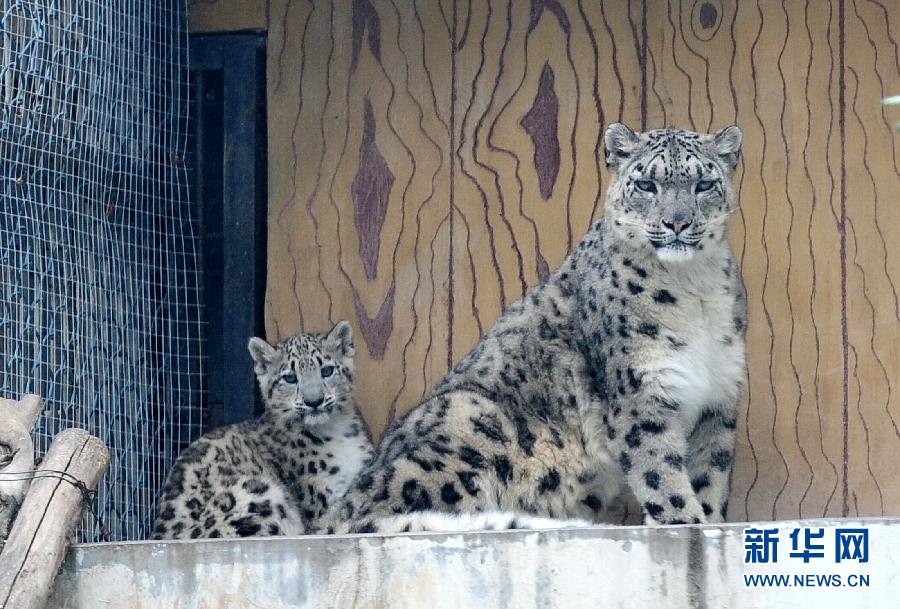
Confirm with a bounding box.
[150,322,373,539]
[317,124,747,533]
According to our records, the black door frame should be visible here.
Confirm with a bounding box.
[189,33,267,428]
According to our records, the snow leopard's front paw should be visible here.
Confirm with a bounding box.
[641,499,707,526]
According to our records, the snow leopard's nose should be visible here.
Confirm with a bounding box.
[303,395,325,409]
[661,209,693,235]
[662,218,692,234]
[300,380,326,409]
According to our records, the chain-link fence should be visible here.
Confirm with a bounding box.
[0,0,203,541]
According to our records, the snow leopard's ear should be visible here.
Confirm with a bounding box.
[713,125,742,172]
[603,123,641,172]
[323,320,355,360]
[248,337,280,373]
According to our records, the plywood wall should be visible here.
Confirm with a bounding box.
[255,0,900,522]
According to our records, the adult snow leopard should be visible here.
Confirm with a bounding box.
[319,124,746,534]
[150,322,373,539]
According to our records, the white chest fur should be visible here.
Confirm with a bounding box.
[648,276,745,429]
[314,414,372,495]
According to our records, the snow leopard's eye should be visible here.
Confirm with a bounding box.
[695,180,717,193]
[321,365,335,378]
[634,180,657,194]
[282,372,298,384]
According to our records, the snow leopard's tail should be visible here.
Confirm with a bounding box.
[323,511,593,535]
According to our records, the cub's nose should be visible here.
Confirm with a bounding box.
[304,396,325,409]
[662,218,692,235]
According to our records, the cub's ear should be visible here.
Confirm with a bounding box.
[248,337,280,373]
[323,320,355,359]
[713,125,742,171]
[603,123,641,171]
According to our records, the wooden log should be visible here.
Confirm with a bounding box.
[0,395,44,541]
[0,428,109,609]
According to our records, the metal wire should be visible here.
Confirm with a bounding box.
[0,469,112,540]
[0,0,204,541]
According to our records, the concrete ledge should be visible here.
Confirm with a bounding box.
[48,518,895,608]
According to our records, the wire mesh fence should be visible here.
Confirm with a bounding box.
[0,0,204,541]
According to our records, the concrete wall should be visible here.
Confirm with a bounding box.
[48,519,895,608]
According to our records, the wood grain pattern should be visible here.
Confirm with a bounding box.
[265,0,452,437]
[263,0,900,520]
[843,0,900,518]
[450,0,644,361]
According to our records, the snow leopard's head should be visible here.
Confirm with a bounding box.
[603,123,742,263]
[248,322,355,426]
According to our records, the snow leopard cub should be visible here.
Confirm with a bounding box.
[150,321,373,539]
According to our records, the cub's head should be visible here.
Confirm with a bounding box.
[603,123,742,263]
[248,321,355,426]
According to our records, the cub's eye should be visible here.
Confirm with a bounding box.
[634,180,657,194]
[695,180,717,193]
[282,372,298,384]
[321,365,336,378]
